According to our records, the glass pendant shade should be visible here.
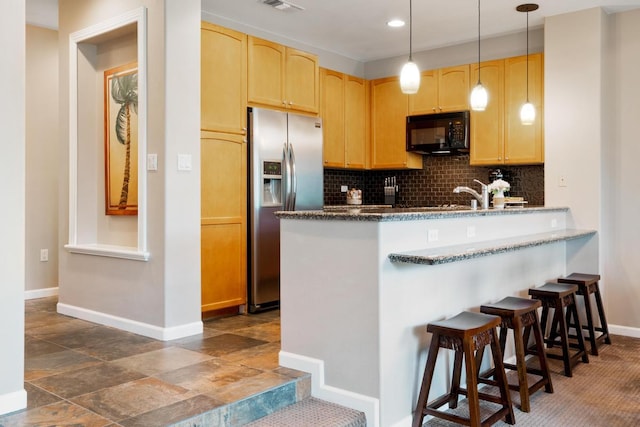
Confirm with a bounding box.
[400,61,421,94]
[470,83,488,111]
[520,101,535,125]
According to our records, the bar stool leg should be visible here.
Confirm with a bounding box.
[489,328,516,425]
[413,337,440,427]
[554,299,573,377]
[463,341,481,427]
[512,316,530,412]
[530,318,554,394]
[594,289,612,345]
[568,303,590,364]
[449,350,464,409]
[581,289,599,355]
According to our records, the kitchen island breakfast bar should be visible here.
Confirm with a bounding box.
[275,206,596,427]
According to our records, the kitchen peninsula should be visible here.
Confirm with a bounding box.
[275,206,596,427]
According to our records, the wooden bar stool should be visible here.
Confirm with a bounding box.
[413,311,515,427]
[557,273,611,355]
[480,297,554,412]
[528,282,589,377]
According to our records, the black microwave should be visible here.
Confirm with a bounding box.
[406,110,470,155]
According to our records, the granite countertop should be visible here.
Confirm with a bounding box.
[275,205,569,222]
[388,229,597,265]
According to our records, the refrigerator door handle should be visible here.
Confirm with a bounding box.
[289,142,297,210]
[282,141,293,211]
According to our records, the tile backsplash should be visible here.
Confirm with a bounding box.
[324,154,544,207]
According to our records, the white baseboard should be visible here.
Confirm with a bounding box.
[609,324,640,339]
[279,351,380,427]
[0,388,27,416]
[57,302,203,341]
[24,286,58,300]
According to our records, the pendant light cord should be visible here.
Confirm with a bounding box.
[526,9,530,102]
[476,0,481,85]
[409,0,413,61]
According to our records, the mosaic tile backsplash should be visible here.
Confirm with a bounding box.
[324,155,544,207]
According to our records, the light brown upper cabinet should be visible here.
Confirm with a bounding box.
[370,77,422,170]
[248,36,319,114]
[470,53,544,165]
[321,68,367,169]
[470,60,505,165]
[409,65,470,115]
[504,53,544,164]
[201,23,247,135]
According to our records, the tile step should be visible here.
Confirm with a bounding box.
[170,372,313,426]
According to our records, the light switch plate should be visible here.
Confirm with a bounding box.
[177,154,192,171]
[147,154,158,171]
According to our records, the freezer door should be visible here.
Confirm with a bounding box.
[248,108,286,309]
[287,112,324,210]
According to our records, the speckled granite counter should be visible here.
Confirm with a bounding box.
[275,205,567,222]
[389,229,596,265]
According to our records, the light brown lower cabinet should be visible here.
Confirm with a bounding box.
[200,132,247,313]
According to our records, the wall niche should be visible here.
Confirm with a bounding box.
[65,7,149,261]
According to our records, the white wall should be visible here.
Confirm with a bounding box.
[0,0,27,416]
[365,28,544,80]
[26,25,59,296]
[545,7,640,334]
[604,9,640,332]
[58,0,202,339]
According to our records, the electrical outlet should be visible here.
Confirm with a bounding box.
[341,185,348,192]
[558,175,567,187]
[467,225,476,238]
[40,249,48,262]
[428,229,439,242]
[551,218,558,228]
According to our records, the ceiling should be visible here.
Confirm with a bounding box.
[28,0,640,62]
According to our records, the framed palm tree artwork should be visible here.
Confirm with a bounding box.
[104,62,138,215]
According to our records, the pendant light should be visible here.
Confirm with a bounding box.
[470,0,488,111]
[517,3,539,125]
[400,0,420,94]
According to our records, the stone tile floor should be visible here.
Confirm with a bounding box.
[0,297,303,426]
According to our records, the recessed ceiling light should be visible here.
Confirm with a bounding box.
[387,19,405,28]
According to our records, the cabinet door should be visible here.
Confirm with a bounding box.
[321,68,345,168]
[504,53,544,164]
[470,60,505,165]
[344,75,367,169]
[247,36,285,108]
[408,69,438,114]
[201,23,246,134]
[438,65,470,112]
[371,77,422,169]
[201,133,247,312]
[286,48,319,113]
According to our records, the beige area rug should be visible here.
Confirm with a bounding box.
[424,335,640,426]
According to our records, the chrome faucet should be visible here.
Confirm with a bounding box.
[453,179,490,210]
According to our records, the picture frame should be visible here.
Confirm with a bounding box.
[104,62,139,215]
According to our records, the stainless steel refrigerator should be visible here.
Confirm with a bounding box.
[247,107,323,312]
